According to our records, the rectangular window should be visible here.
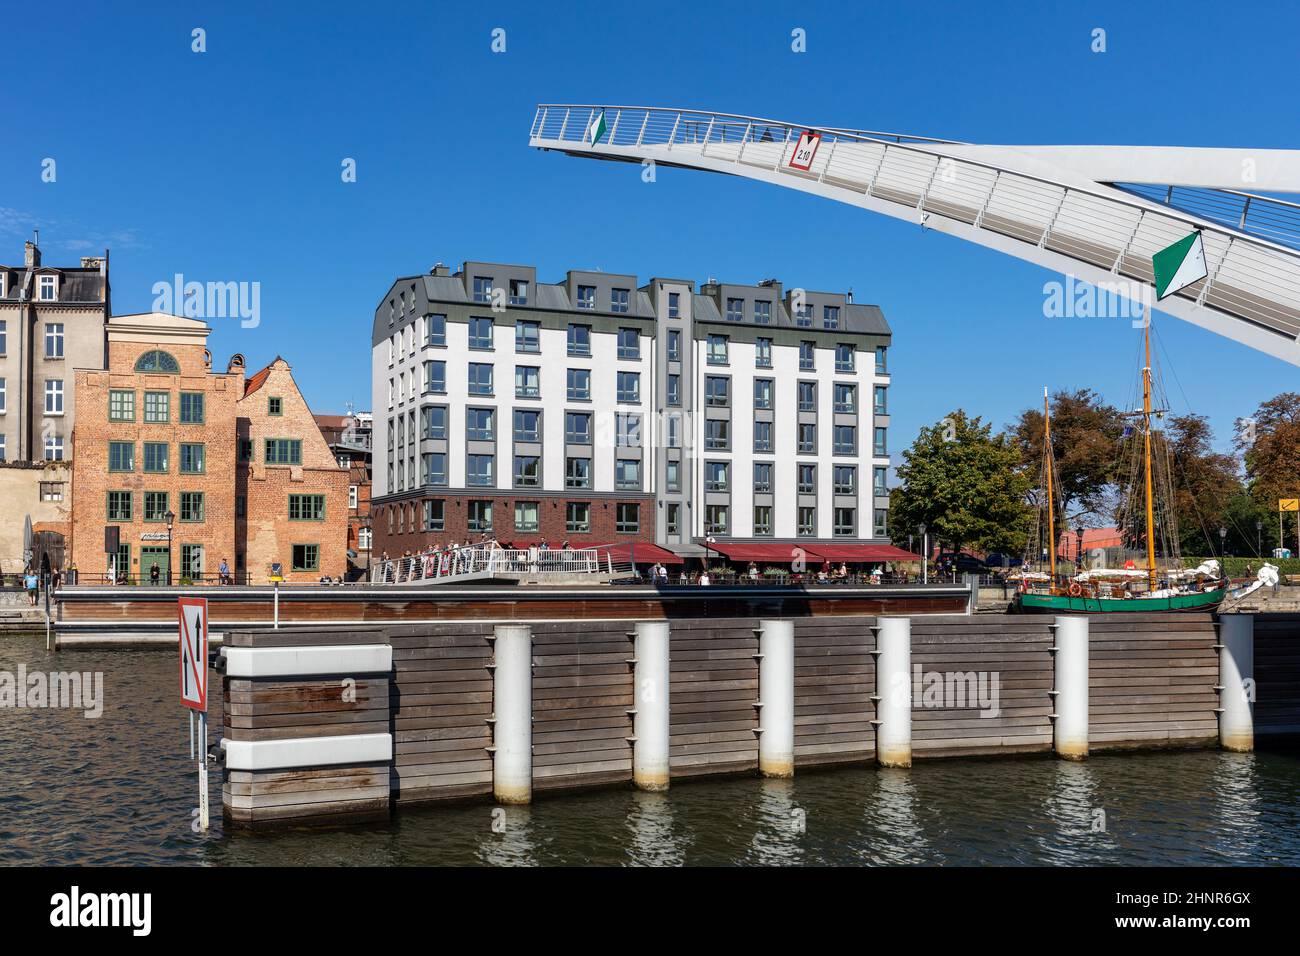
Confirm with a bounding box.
[876,346,888,374]
[798,423,816,454]
[467,454,494,486]
[666,328,681,360]
[268,396,283,416]
[795,304,813,328]
[565,411,592,444]
[616,503,639,533]
[874,427,888,457]
[798,464,817,494]
[566,502,591,533]
[265,438,302,465]
[107,490,133,521]
[422,452,447,486]
[144,491,169,522]
[665,412,682,448]
[754,462,773,493]
[514,455,541,487]
[617,371,640,403]
[514,409,541,442]
[509,279,529,305]
[834,425,857,456]
[144,391,169,423]
[824,305,840,330]
[565,456,591,489]
[424,359,446,393]
[799,341,815,370]
[754,300,772,325]
[180,443,205,474]
[874,508,888,537]
[38,274,57,301]
[425,313,446,346]
[753,420,773,452]
[109,441,135,472]
[874,466,889,496]
[567,368,591,401]
[44,435,63,461]
[292,543,320,572]
[45,379,64,414]
[109,389,135,421]
[467,500,493,532]
[469,316,493,349]
[835,383,857,413]
[705,460,729,492]
[615,458,640,490]
[617,327,639,359]
[424,499,445,532]
[39,481,64,502]
[836,344,855,372]
[874,386,888,415]
[180,491,204,522]
[616,413,641,448]
[705,504,728,535]
[611,288,630,314]
[423,405,448,440]
[0,319,6,353]
[515,320,540,353]
[834,507,856,537]
[289,494,326,521]
[514,501,540,532]
[0,434,6,462]
[576,285,596,310]
[707,334,728,365]
[667,292,681,319]
[755,337,772,368]
[726,298,743,322]
[753,378,773,409]
[705,419,730,451]
[798,506,817,536]
[143,441,169,473]
[468,362,493,395]
[45,322,64,358]
[798,381,816,412]
[179,392,205,424]
[834,465,857,495]
[666,459,681,492]
[567,323,591,356]
[514,365,540,398]
[473,276,494,303]
[0,377,4,413]
[754,505,773,536]
[705,376,729,408]
[666,502,681,535]
[667,373,681,406]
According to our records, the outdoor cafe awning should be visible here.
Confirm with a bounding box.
[805,544,920,562]
[705,541,919,563]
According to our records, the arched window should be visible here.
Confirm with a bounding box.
[134,349,180,373]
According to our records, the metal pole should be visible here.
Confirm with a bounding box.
[873,617,912,767]
[632,621,670,790]
[492,624,533,804]
[273,580,279,629]
[1051,616,1089,760]
[197,710,209,830]
[922,533,928,584]
[757,620,795,778]
[189,711,195,760]
[1218,614,1254,752]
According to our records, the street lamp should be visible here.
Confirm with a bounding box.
[1218,526,1228,560]
[1256,519,1263,557]
[704,534,716,574]
[165,510,176,586]
[1075,526,1085,570]
[918,522,928,584]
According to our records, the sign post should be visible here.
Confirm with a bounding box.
[269,562,283,629]
[178,597,210,831]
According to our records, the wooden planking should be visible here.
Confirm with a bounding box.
[223,763,390,825]
[1253,615,1300,734]
[667,618,760,776]
[792,618,876,764]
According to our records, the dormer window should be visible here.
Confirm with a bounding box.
[38,275,57,301]
[0,273,7,298]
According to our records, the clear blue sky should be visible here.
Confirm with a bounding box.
[3,0,1296,461]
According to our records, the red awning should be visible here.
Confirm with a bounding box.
[594,542,685,565]
[806,544,920,562]
[705,542,819,562]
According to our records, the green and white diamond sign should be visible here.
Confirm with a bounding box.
[587,110,608,146]
[1152,230,1207,300]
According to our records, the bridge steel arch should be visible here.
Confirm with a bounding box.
[529,105,1300,367]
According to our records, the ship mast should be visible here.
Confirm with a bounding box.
[1044,387,1057,594]
[1142,315,1158,591]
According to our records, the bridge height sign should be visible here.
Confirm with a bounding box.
[178,597,209,710]
[788,130,821,171]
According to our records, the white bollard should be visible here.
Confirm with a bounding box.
[874,616,912,768]
[633,621,671,790]
[1218,614,1254,753]
[492,624,532,804]
[757,620,795,778]
[1052,615,1089,761]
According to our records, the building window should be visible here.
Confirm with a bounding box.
[874,427,888,457]
[45,323,64,358]
[0,377,4,413]
[108,441,135,472]
[179,392,205,424]
[468,362,493,395]
[754,462,773,493]
[617,371,640,404]
[514,501,540,532]
[349,484,359,509]
[288,494,326,521]
[565,456,591,489]
[265,438,302,465]
[707,335,728,365]
[0,320,6,354]
[754,300,772,325]
[611,288,630,314]
[874,386,888,415]
[799,341,815,370]
[753,420,773,452]
[705,461,729,492]
[515,366,541,398]
[239,439,253,463]
[0,434,6,462]
[798,381,816,412]
[467,408,496,442]
[109,389,135,421]
[144,491,169,522]
[834,507,856,537]
[753,378,773,409]
[834,425,857,456]
[876,346,888,374]
[667,292,681,319]
[469,316,494,350]
[267,396,283,416]
[45,379,64,414]
[44,436,63,461]
[423,405,448,439]
[798,506,817,536]
[473,276,494,303]
[705,376,729,408]
[424,360,446,393]
[754,505,773,536]
[107,490,133,521]
[291,544,320,572]
[38,274,58,301]
[509,279,529,305]
[617,327,639,360]
[666,459,681,492]
[179,491,205,522]
[567,368,591,401]
[143,442,169,473]
[835,383,857,413]
[615,459,640,490]
[834,465,857,495]
[180,443,205,474]
[142,391,169,423]
[795,304,813,328]
[467,454,494,486]
[836,344,855,372]
[616,503,639,534]
[705,504,728,535]
[667,373,681,406]
[665,412,682,448]
[824,306,840,330]
[39,481,65,502]
[567,323,591,356]
[798,423,816,454]
[666,328,681,360]
[422,452,447,486]
[565,411,592,444]
[798,464,816,494]
[423,500,445,532]
[874,466,889,496]
[666,502,681,535]
[134,349,180,373]
[515,320,540,353]
[725,298,743,322]
[566,502,591,533]
[874,508,888,537]
[756,337,772,368]
[576,285,596,310]
[705,419,730,451]
[467,500,493,532]
[514,409,541,442]
[616,413,641,448]
[514,455,541,487]
[425,313,446,346]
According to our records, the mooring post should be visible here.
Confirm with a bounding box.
[756,619,795,778]
[491,624,533,804]
[872,616,912,768]
[1217,614,1254,753]
[1051,615,1089,760]
[632,621,671,790]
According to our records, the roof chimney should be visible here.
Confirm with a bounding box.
[846,287,853,303]
[24,240,40,270]
[430,262,450,277]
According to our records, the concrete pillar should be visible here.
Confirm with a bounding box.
[632,621,671,790]
[492,624,532,804]
[873,616,912,768]
[1218,614,1255,753]
[757,620,795,778]
[1051,615,1089,761]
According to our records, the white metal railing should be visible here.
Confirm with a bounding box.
[370,545,611,584]
[530,104,1300,343]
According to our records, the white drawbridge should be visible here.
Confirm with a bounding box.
[530,105,1300,366]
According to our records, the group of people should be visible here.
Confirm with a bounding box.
[376,537,585,583]
[21,565,67,605]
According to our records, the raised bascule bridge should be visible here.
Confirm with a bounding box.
[530,104,1300,365]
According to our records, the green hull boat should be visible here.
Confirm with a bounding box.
[1015,587,1226,614]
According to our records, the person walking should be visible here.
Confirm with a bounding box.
[150,562,161,587]
[24,569,39,606]
[219,557,231,586]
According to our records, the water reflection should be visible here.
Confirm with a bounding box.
[1039,759,1108,864]
[743,778,805,865]
[862,767,930,865]
[626,791,687,866]
[477,805,538,867]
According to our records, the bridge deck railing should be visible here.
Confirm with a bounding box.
[370,547,614,584]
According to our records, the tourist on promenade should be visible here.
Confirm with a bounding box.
[51,566,62,591]
[150,563,160,586]
[699,571,711,587]
[219,558,232,586]
[24,569,39,606]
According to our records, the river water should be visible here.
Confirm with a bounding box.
[2,634,1298,866]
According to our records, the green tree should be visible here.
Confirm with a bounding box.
[891,410,1032,556]
[1235,391,1300,554]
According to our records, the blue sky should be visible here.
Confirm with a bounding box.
[3,0,1296,460]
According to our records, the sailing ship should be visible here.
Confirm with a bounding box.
[1014,314,1227,614]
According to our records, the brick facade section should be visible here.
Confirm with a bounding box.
[371,492,655,559]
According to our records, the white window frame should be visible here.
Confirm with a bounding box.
[45,379,64,414]
[45,322,64,358]
[38,274,58,301]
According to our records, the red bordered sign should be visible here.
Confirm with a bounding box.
[178,597,209,711]
[788,130,822,171]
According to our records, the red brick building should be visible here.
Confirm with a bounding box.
[315,411,372,580]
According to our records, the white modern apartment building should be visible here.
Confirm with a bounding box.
[369,261,893,564]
